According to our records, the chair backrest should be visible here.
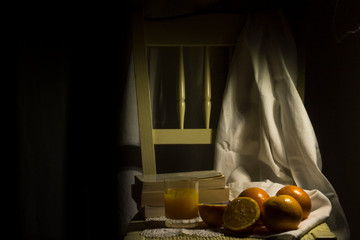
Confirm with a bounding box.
[131,11,304,175]
[131,11,246,175]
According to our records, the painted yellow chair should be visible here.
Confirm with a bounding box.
[126,10,335,240]
[132,10,245,175]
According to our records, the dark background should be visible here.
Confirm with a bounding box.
[9,0,359,239]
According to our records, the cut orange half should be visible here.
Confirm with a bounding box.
[223,197,260,232]
[198,203,227,227]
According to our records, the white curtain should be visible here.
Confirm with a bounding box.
[214,10,350,239]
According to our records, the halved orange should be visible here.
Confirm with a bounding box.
[223,197,260,232]
[198,203,227,227]
[238,187,270,224]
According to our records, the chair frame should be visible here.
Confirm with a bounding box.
[132,11,245,175]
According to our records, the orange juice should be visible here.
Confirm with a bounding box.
[164,188,199,219]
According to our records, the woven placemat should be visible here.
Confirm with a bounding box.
[127,218,333,240]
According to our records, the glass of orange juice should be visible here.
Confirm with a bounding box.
[164,177,199,228]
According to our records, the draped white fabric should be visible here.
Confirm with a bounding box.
[214,11,350,239]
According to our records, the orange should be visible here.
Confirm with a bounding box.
[223,197,260,232]
[238,187,270,224]
[262,195,303,232]
[198,203,227,227]
[276,185,312,219]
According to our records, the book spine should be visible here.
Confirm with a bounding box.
[139,177,226,192]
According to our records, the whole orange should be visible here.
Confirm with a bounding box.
[238,187,270,224]
[276,185,312,219]
[198,203,227,227]
[262,195,303,232]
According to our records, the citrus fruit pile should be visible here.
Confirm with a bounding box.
[198,185,312,234]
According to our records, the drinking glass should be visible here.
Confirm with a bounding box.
[164,177,199,228]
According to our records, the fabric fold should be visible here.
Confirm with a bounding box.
[214,10,349,239]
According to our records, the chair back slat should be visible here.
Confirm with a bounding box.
[178,46,186,129]
[204,46,211,129]
[153,129,215,144]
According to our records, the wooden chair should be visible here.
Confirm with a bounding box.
[126,9,335,240]
[132,10,245,175]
